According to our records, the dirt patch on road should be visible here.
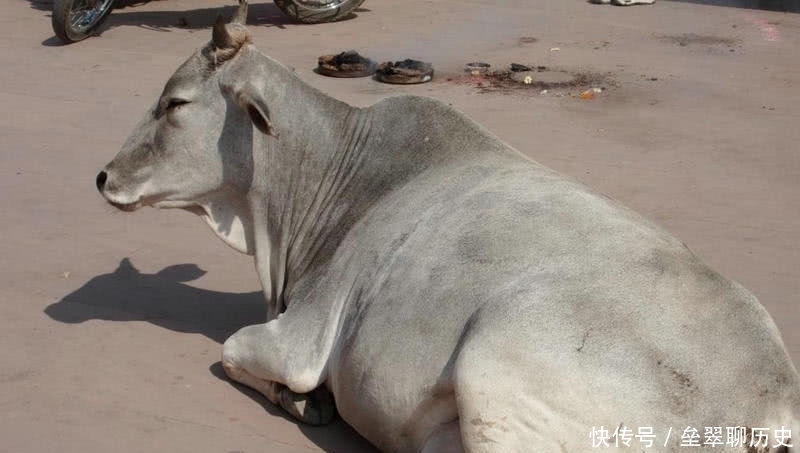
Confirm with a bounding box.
[445,65,615,95]
[660,33,739,47]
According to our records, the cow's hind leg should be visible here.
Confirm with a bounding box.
[452,339,580,453]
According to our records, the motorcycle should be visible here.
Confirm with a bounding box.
[52,0,366,44]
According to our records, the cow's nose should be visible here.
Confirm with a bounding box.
[96,171,107,192]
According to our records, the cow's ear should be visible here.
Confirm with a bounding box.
[246,101,275,137]
[235,86,277,137]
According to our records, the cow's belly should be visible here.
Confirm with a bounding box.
[325,296,468,453]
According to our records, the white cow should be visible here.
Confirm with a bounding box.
[96,5,799,453]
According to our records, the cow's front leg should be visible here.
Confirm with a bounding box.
[223,361,336,425]
[222,362,283,405]
[276,383,336,425]
[221,301,341,426]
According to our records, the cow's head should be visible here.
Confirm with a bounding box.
[96,1,273,213]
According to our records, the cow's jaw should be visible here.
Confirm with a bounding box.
[108,199,142,212]
[100,178,159,212]
[103,193,197,212]
[101,190,145,212]
[154,199,197,209]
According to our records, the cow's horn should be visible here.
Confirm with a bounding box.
[233,0,248,25]
[213,15,235,50]
[211,15,252,65]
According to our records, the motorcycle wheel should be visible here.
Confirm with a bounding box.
[52,0,116,43]
[273,0,366,24]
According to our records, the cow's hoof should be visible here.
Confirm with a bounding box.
[278,385,337,426]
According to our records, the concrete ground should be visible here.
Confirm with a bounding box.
[1,0,798,451]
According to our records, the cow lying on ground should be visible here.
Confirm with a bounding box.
[96,4,799,453]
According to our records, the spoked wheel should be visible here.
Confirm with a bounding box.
[273,0,366,24]
[52,0,116,43]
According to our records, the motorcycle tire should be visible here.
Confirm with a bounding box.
[273,0,366,24]
[52,0,115,43]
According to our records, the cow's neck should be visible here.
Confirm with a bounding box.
[190,187,255,255]
[246,61,369,317]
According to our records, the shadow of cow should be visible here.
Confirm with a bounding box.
[44,258,379,453]
[45,257,265,343]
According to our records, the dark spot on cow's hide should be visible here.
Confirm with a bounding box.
[576,330,590,353]
[670,368,695,390]
[657,359,698,415]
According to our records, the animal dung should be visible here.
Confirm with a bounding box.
[317,50,377,78]
[376,59,434,84]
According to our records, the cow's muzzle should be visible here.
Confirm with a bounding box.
[96,170,141,212]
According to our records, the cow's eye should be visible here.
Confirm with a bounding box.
[166,98,190,111]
